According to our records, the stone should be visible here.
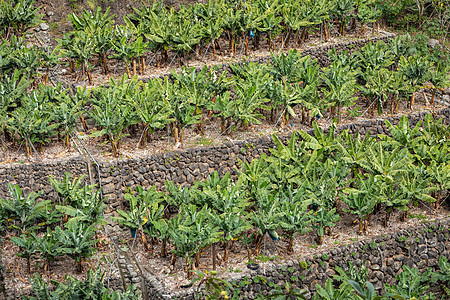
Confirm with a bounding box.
[40,23,50,31]
[428,39,440,48]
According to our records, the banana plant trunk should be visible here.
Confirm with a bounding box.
[126,64,131,79]
[317,234,323,245]
[161,239,167,258]
[430,89,436,105]
[141,228,149,252]
[27,257,31,273]
[360,24,366,36]
[287,232,294,253]
[323,22,329,41]
[25,138,31,157]
[245,35,249,56]
[339,21,345,37]
[101,53,109,74]
[410,92,416,110]
[77,258,83,273]
[170,252,177,267]
[212,243,217,270]
[85,61,93,85]
[141,56,146,74]
[223,241,229,263]
[185,257,192,280]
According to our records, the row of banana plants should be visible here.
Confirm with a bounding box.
[113,114,449,279]
[58,0,382,81]
[0,173,106,274]
[2,35,448,157]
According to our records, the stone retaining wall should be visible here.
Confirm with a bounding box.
[1,108,449,214]
[144,218,449,299]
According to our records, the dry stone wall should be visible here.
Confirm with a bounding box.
[0,108,449,215]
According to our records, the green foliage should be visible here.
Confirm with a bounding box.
[0,183,49,234]
[25,269,141,299]
[55,222,98,273]
[0,0,43,36]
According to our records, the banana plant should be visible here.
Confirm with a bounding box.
[111,189,149,248]
[337,131,374,179]
[53,95,84,148]
[354,2,381,35]
[32,227,62,272]
[333,261,369,286]
[56,222,98,273]
[10,234,36,273]
[204,177,251,265]
[332,0,355,36]
[312,279,353,300]
[321,61,358,123]
[278,201,311,253]
[399,55,432,110]
[382,115,423,153]
[233,77,270,130]
[0,69,30,132]
[89,76,137,157]
[429,62,450,106]
[241,1,268,55]
[400,167,437,207]
[360,144,411,184]
[210,91,237,135]
[170,15,204,63]
[168,204,221,279]
[7,94,58,156]
[48,172,87,207]
[172,66,213,133]
[56,183,106,228]
[58,31,96,84]
[431,256,450,289]
[111,27,147,78]
[69,7,115,75]
[280,0,314,48]
[132,81,173,147]
[0,0,43,37]
[240,152,270,197]
[385,266,434,299]
[298,122,340,160]
[153,76,200,144]
[359,68,395,115]
[426,162,450,210]
[311,206,340,245]
[270,49,302,84]
[250,191,282,255]
[341,174,381,234]
[221,4,244,54]
[355,41,394,79]
[0,184,49,234]
[210,210,251,265]
[347,280,382,300]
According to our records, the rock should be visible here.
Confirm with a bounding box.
[40,23,50,31]
[428,39,440,48]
